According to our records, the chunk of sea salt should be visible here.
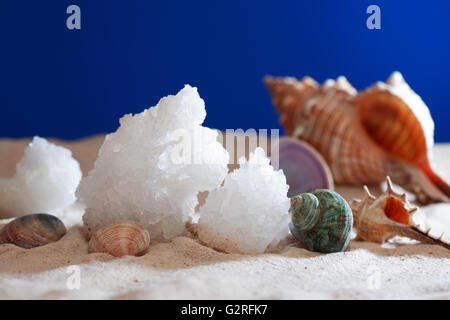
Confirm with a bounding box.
[78,85,229,241]
[198,147,290,254]
[0,137,82,219]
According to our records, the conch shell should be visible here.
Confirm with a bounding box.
[264,72,450,204]
[351,177,450,249]
[88,222,150,257]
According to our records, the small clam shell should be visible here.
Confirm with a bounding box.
[0,214,67,249]
[88,222,150,257]
[289,189,353,253]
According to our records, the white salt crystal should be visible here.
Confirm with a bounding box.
[78,85,229,241]
[0,137,82,219]
[198,147,290,254]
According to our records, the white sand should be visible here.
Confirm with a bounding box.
[0,136,449,299]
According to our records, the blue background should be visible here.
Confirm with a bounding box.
[1,1,449,141]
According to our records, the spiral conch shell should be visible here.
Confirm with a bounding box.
[0,214,67,249]
[289,189,353,253]
[264,72,450,204]
[88,222,150,257]
[351,177,450,249]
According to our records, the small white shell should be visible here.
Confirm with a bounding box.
[88,222,150,257]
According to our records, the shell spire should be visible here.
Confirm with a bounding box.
[264,75,320,136]
[351,177,450,249]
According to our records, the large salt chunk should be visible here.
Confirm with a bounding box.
[78,85,229,241]
[198,147,290,254]
[0,137,82,219]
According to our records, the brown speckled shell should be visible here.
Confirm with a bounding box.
[88,222,150,257]
[0,213,67,249]
[265,76,382,184]
[264,74,450,204]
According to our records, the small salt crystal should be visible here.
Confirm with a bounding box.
[78,85,229,241]
[0,137,82,219]
[198,147,290,254]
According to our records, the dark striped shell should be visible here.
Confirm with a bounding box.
[289,189,353,253]
[0,214,67,249]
